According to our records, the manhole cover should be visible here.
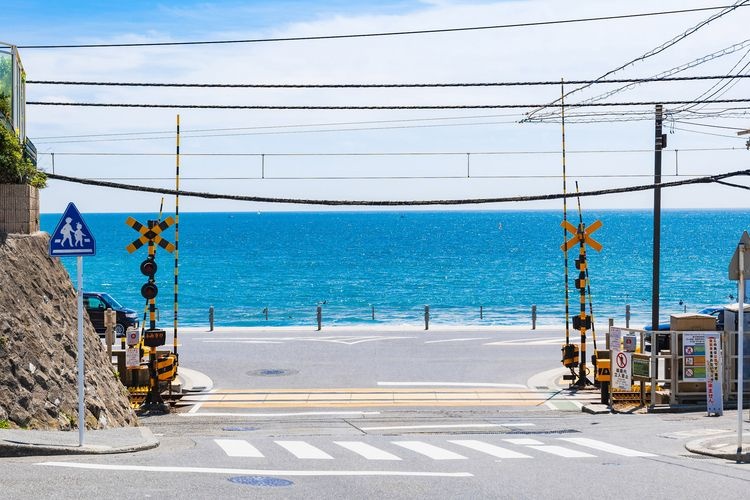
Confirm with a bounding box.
[229,476,293,487]
[223,426,258,432]
[248,368,298,377]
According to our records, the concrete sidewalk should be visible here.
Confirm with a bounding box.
[686,432,750,462]
[0,367,213,457]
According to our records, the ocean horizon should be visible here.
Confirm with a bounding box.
[40,209,749,330]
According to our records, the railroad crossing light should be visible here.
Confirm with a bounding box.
[140,257,158,300]
[140,257,157,277]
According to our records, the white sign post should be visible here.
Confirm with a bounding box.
[49,203,96,447]
[728,231,750,457]
[706,332,724,416]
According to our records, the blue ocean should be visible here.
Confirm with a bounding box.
[40,210,749,329]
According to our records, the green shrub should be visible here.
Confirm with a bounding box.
[0,124,46,187]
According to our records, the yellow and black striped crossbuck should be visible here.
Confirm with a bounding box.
[125,216,176,253]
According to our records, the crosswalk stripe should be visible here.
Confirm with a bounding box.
[275,441,334,459]
[448,440,532,459]
[503,438,544,446]
[503,438,595,458]
[392,441,468,460]
[527,446,595,458]
[214,439,264,458]
[558,438,656,457]
[334,441,402,461]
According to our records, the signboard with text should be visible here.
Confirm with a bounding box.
[705,332,723,416]
[612,351,632,391]
[683,333,707,381]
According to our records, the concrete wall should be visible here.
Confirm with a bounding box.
[0,184,39,234]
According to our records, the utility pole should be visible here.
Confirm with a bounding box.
[652,105,666,333]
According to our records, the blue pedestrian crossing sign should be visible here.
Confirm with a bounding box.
[49,202,96,257]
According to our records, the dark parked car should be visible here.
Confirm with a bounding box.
[83,292,139,336]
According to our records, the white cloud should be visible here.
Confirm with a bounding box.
[12,0,750,213]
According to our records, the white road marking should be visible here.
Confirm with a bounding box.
[334,441,402,461]
[37,462,473,477]
[660,429,730,439]
[424,338,486,344]
[187,388,216,414]
[181,411,381,418]
[558,438,656,457]
[527,446,596,458]
[360,423,533,431]
[276,441,334,460]
[392,441,468,460]
[503,438,544,446]
[202,340,283,344]
[214,439,264,458]
[377,382,527,388]
[448,440,532,459]
[197,336,415,345]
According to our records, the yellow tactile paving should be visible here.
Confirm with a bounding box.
[185,386,550,409]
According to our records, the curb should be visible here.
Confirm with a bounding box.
[685,435,750,462]
[0,427,159,457]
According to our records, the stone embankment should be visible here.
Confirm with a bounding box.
[0,232,136,429]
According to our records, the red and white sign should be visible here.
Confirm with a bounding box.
[612,351,632,391]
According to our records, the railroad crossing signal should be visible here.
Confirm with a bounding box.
[125,216,176,254]
[561,219,603,252]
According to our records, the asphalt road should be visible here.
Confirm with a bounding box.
[3,326,749,498]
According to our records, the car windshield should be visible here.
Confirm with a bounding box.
[99,293,123,309]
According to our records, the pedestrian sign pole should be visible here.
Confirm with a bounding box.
[561,218,602,387]
[729,231,750,459]
[49,203,96,446]
[126,216,175,414]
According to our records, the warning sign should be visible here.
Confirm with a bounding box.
[612,351,632,391]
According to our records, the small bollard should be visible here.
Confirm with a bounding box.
[625,304,631,328]
[209,305,214,332]
[480,305,483,320]
[317,305,322,331]
[424,305,430,331]
[531,305,537,330]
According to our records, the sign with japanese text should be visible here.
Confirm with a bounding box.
[705,332,723,416]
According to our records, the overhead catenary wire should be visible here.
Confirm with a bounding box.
[524,0,750,120]
[17,4,749,49]
[25,74,750,88]
[24,98,750,110]
[43,168,750,206]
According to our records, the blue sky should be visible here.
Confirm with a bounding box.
[3,1,750,213]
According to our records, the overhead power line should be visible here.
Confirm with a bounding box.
[44,169,750,206]
[25,98,750,110]
[17,5,749,49]
[525,0,750,120]
[25,74,750,88]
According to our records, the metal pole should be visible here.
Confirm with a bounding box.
[174,114,180,357]
[738,243,745,458]
[480,305,483,320]
[532,305,537,330]
[209,306,214,332]
[424,305,430,331]
[371,305,375,320]
[317,306,322,331]
[625,304,631,328]
[77,256,85,446]
[651,104,664,334]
